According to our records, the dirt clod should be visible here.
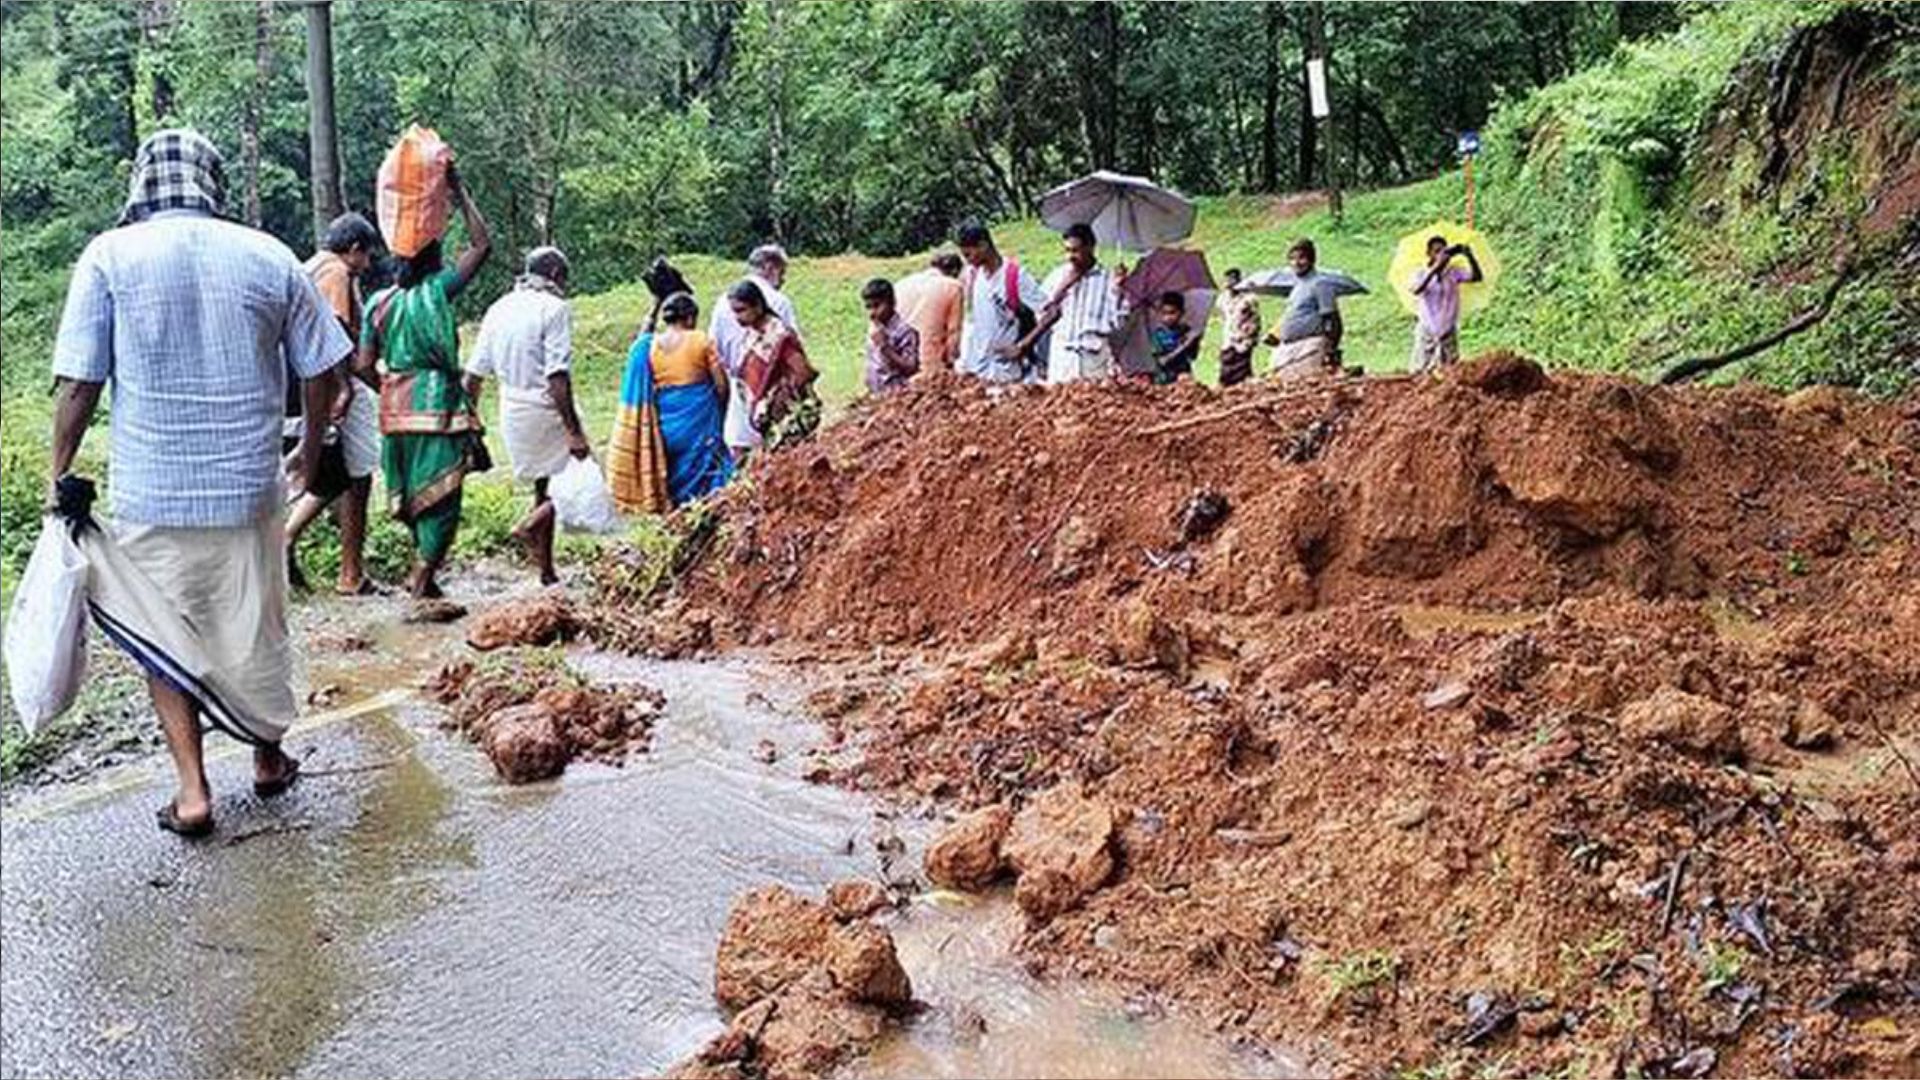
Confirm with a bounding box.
[924,804,1013,890]
[1003,783,1117,924]
[466,594,576,652]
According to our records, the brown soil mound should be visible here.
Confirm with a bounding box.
[615,356,1917,653]
[466,594,577,652]
[425,654,662,783]
[603,363,1920,1077]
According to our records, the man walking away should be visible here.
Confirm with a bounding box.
[955,222,1048,385]
[894,252,964,373]
[861,278,920,394]
[288,211,383,595]
[1408,235,1483,374]
[710,244,801,463]
[50,129,351,838]
[1215,267,1262,387]
[1021,223,1131,384]
[1263,239,1343,383]
[464,246,589,587]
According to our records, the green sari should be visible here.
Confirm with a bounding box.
[367,268,477,563]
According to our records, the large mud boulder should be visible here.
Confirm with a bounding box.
[714,885,841,1010]
[1003,783,1117,923]
[924,804,1013,890]
[466,594,576,652]
[1617,685,1744,762]
[478,702,569,783]
[714,885,912,1011]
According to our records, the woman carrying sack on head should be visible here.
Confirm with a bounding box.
[363,149,492,600]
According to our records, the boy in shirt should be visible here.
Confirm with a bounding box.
[861,277,920,394]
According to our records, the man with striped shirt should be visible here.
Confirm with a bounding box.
[1017,223,1133,384]
[49,129,351,838]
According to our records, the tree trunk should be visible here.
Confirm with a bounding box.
[304,0,343,242]
[1260,3,1282,192]
[245,0,269,228]
[139,0,175,121]
[1294,14,1317,191]
[766,0,791,243]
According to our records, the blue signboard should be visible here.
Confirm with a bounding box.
[1457,130,1481,157]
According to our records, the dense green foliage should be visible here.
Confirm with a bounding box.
[1472,1,1920,391]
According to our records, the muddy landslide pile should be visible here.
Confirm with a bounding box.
[603,357,1920,1078]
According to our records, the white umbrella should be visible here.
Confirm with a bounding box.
[1240,266,1369,297]
[1039,170,1197,252]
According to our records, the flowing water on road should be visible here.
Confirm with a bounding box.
[1,614,1296,1078]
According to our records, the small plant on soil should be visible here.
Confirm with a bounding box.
[1699,940,1748,994]
[1318,949,1400,1005]
[1394,1053,1463,1080]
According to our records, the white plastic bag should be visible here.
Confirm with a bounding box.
[549,456,623,535]
[4,519,90,733]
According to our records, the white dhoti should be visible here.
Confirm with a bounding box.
[88,508,296,745]
[1047,343,1116,385]
[499,386,571,482]
[1270,335,1335,383]
[339,378,382,479]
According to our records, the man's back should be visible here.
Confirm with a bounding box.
[468,287,572,398]
[895,269,962,368]
[54,211,348,527]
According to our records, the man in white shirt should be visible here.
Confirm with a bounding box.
[956,221,1047,384]
[464,246,588,586]
[710,244,801,459]
[1020,223,1131,384]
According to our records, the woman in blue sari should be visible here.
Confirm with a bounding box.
[608,292,733,514]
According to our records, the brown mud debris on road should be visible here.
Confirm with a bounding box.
[466,593,578,652]
[676,884,913,1080]
[603,360,1920,1077]
[426,655,662,783]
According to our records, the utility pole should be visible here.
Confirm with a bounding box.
[1306,0,1341,222]
[304,0,343,243]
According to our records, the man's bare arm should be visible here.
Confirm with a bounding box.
[547,371,590,457]
[49,377,104,489]
[297,366,342,490]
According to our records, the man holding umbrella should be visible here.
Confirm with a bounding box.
[1015,223,1132,384]
[1408,235,1484,373]
[1263,239,1346,382]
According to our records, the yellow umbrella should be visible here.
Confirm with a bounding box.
[1389,221,1500,317]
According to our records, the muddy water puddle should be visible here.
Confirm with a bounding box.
[4,633,1289,1078]
[860,892,1297,1079]
[1396,603,1546,640]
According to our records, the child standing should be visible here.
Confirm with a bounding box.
[862,278,920,394]
[1148,291,1201,385]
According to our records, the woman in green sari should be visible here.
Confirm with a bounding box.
[360,163,491,599]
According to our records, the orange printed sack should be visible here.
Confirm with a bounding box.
[376,125,453,258]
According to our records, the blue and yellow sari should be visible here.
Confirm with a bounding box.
[608,331,733,515]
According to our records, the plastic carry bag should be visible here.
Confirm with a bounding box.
[377,124,454,258]
[549,456,623,535]
[3,520,90,733]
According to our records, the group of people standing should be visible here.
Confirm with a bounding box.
[43,125,1484,837]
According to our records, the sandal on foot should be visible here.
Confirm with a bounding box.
[157,801,215,839]
[253,755,301,799]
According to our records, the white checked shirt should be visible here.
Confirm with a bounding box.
[52,210,352,528]
[1040,263,1130,383]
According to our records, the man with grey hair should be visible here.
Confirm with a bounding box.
[464,245,588,586]
[50,128,351,837]
[709,243,802,460]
